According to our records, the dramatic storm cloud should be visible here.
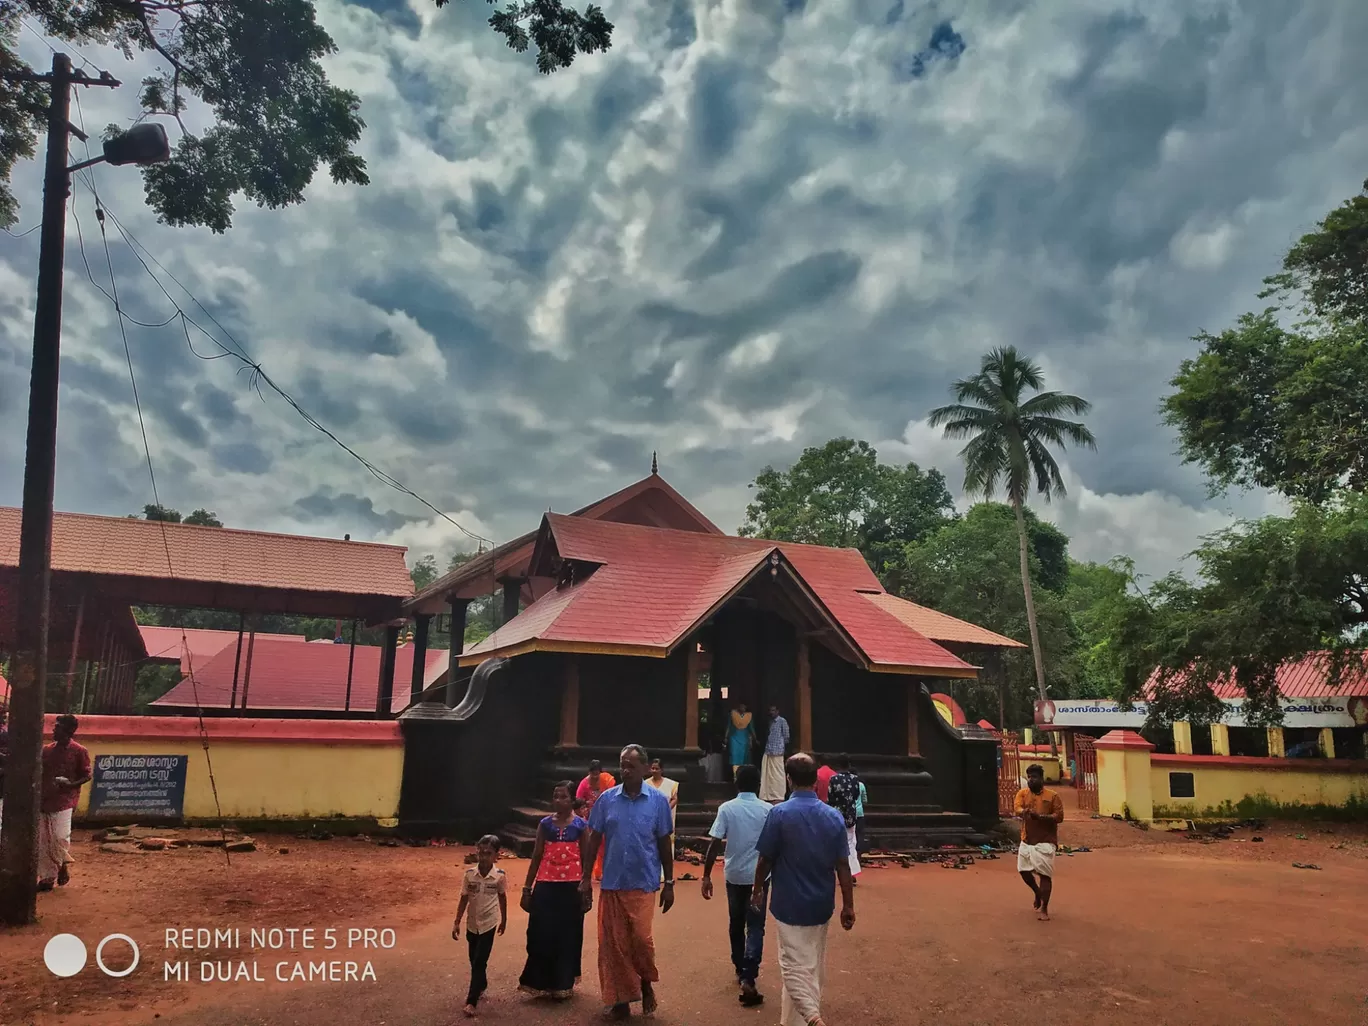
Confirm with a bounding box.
[1,1,1364,581]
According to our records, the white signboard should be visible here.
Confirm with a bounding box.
[1036,696,1368,729]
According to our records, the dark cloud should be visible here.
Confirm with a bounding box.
[0,0,1363,581]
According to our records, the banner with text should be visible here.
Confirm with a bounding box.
[1035,696,1368,729]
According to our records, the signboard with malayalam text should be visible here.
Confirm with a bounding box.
[88,753,189,820]
[1035,696,1368,730]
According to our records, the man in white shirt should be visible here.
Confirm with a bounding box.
[701,763,772,1007]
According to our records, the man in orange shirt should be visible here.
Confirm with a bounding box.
[1013,763,1063,921]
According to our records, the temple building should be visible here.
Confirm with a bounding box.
[397,470,1019,847]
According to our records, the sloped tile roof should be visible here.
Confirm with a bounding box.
[1150,651,1368,699]
[862,593,1026,649]
[151,637,447,714]
[463,515,976,676]
[139,626,306,675]
[0,508,413,597]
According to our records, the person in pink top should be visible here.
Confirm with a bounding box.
[815,760,835,804]
[519,781,589,999]
[39,715,92,891]
[577,760,616,882]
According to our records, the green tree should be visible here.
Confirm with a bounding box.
[1111,496,1368,727]
[1163,312,1368,503]
[1065,558,1142,699]
[2,1,613,230]
[410,554,440,592]
[928,346,1096,705]
[888,503,1080,726]
[1262,177,1368,323]
[739,438,955,572]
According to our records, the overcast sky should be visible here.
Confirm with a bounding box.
[2,0,1365,584]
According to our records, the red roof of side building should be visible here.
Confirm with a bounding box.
[0,670,9,707]
[151,637,448,714]
[462,515,976,677]
[1149,652,1368,699]
[139,626,307,676]
[0,508,414,598]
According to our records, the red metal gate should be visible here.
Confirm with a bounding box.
[1074,734,1098,813]
[995,731,1020,817]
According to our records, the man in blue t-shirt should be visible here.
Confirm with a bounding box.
[752,752,855,1026]
[582,744,675,1019]
[702,763,772,1007]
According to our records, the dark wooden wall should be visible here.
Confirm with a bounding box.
[709,606,798,721]
[398,652,561,837]
[578,650,689,751]
[809,645,906,756]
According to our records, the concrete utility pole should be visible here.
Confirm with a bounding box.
[0,53,165,927]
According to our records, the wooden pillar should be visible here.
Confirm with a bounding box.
[92,625,112,713]
[62,593,84,712]
[446,598,469,707]
[410,614,431,702]
[795,636,812,752]
[559,657,580,747]
[375,624,400,717]
[227,611,247,710]
[237,618,259,715]
[685,642,701,749]
[907,678,921,756]
[343,619,358,712]
[499,578,522,627]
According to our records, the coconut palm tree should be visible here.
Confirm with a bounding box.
[928,346,1096,705]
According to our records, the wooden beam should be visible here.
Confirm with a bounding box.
[559,656,580,746]
[227,611,246,710]
[499,577,523,627]
[446,598,469,707]
[62,592,84,713]
[685,642,701,749]
[375,625,399,717]
[237,619,259,715]
[409,614,431,702]
[343,619,358,712]
[796,635,812,752]
[907,678,921,756]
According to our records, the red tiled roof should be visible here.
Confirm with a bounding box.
[463,515,975,676]
[0,670,9,707]
[405,473,722,613]
[862,593,1025,649]
[0,508,414,598]
[139,626,306,675]
[151,637,448,714]
[1149,652,1368,699]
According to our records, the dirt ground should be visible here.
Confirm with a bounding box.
[3,808,1368,1026]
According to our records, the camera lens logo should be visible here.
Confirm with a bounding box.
[44,933,140,978]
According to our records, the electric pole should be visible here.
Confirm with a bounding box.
[0,52,165,926]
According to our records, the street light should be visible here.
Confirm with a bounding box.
[0,53,170,927]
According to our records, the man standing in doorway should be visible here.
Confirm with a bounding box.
[759,704,791,803]
[1014,763,1064,921]
[39,714,92,890]
[752,753,855,1026]
[581,744,676,1019]
[702,763,772,1007]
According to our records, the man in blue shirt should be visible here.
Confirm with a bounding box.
[752,752,855,1026]
[701,763,772,1007]
[759,704,792,802]
[582,744,675,1019]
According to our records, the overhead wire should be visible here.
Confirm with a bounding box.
[72,179,493,546]
[72,83,232,864]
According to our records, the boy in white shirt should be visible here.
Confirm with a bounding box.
[454,835,507,1017]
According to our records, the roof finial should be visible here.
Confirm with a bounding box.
[651,450,658,475]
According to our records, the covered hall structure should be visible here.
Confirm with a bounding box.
[396,470,1024,848]
[0,508,416,716]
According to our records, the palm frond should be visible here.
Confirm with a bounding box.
[1018,390,1092,418]
[1025,438,1067,500]
[1025,416,1098,451]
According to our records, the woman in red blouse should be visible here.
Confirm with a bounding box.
[518,781,589,999]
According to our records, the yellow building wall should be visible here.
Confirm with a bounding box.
[1152,762,1368,818]
[1097,745,1154,820]
[73,739,404,821]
